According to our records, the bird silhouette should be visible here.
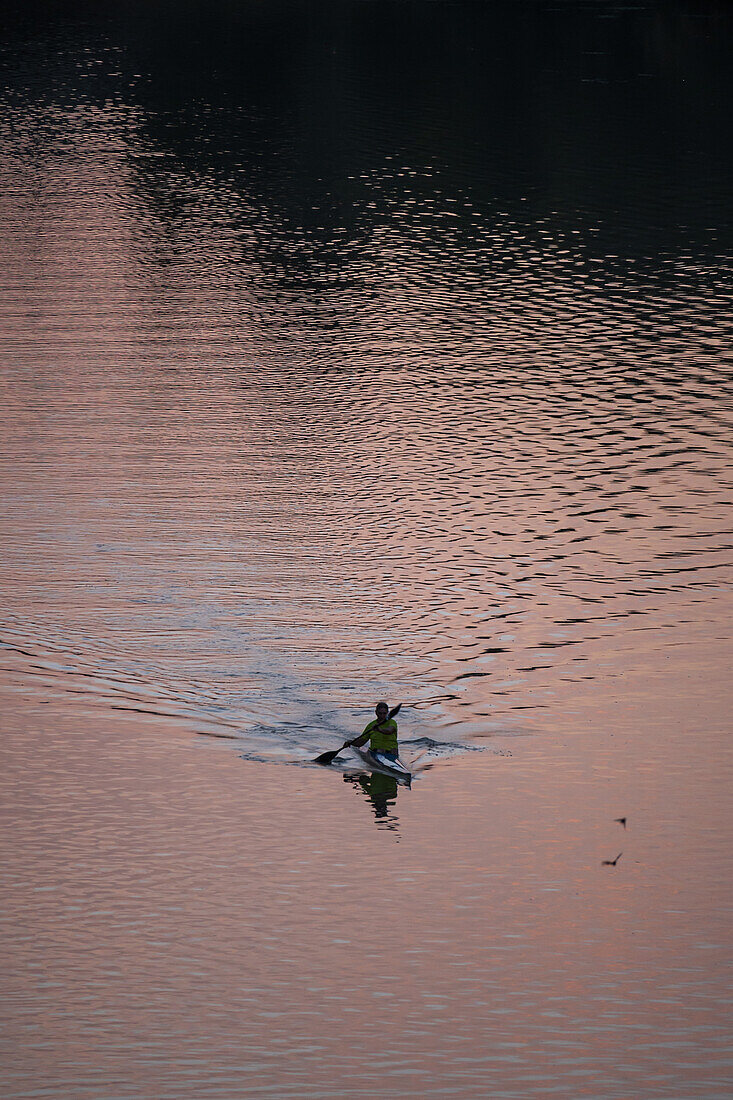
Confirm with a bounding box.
[602,852,623,866]
[614,817,627,828]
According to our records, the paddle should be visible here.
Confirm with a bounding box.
[314,704,402,766]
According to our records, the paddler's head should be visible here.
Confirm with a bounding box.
[375,701,389,721]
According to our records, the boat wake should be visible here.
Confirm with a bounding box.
[234,733,512,773]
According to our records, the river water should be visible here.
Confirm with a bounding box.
[1,2,732,1097]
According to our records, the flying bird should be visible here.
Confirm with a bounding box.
[602,852,623,867]
[614,817,627,828]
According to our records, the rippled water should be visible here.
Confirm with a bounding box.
[1,2,732,1097]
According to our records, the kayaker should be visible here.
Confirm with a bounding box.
[347,701,399,760]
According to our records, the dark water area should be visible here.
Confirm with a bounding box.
[1,2,732,1096]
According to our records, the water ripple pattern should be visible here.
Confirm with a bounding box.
[2,6,733,1100]
[0,3,731,757]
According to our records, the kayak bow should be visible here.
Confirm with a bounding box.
[351,746,412,786]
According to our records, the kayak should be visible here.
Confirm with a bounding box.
[351,747,412,786]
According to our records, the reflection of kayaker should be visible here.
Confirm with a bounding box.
[343,771,399,830]
[367,771,398,815]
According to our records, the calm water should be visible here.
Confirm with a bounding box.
[1,2,732,1096]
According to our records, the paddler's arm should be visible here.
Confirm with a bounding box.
[347,720,377,749]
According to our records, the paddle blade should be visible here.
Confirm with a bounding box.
[314,746,345,766]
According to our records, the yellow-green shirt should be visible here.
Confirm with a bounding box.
[360,717,398,754]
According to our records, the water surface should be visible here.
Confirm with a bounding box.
[1,2,732,1096]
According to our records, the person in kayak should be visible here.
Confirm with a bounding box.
[347,701,399,760]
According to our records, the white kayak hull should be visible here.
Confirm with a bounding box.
[351,747,412,785]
